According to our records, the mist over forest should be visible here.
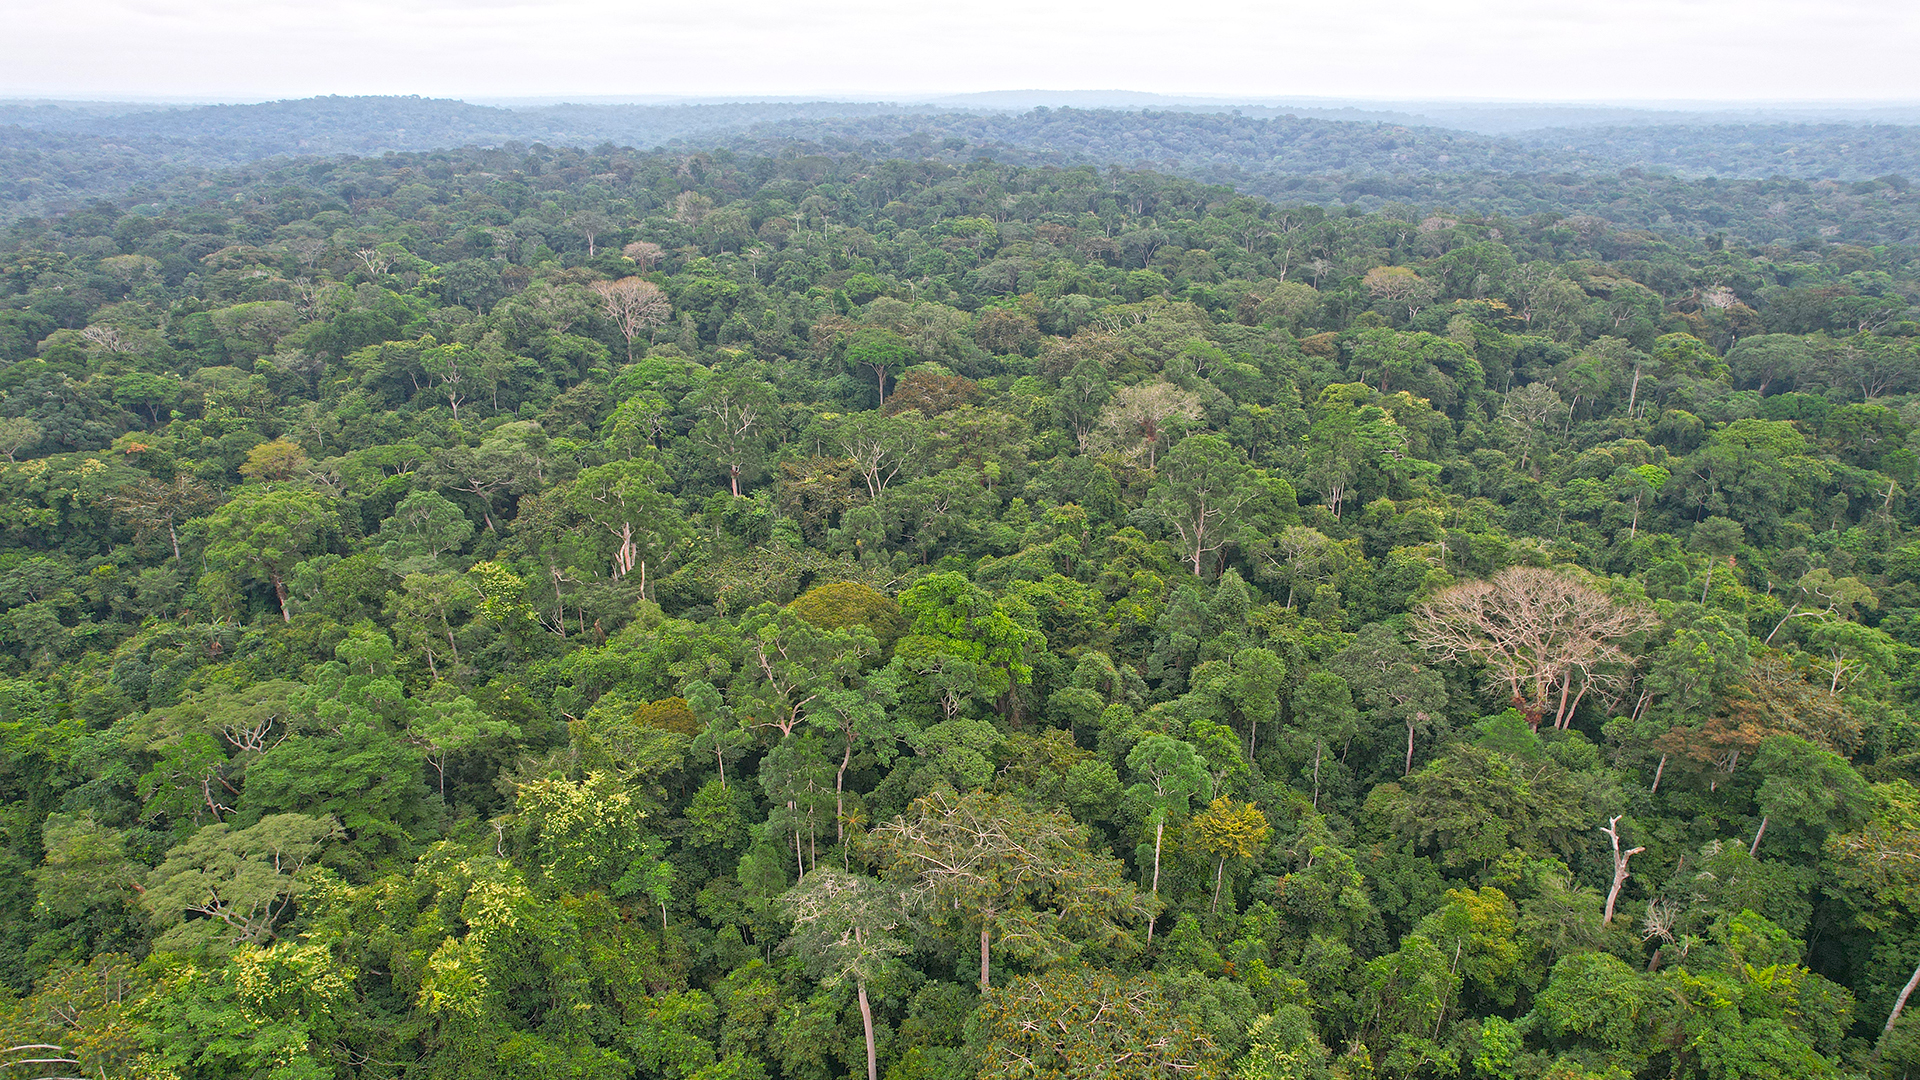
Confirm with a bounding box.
[1,92,1919,1080]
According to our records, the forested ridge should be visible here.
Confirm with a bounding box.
[7,96,1920,225]
[1,138,1920,1080]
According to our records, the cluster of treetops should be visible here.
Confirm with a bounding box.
[0,143,1918,1080]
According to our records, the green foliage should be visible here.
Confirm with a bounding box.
[2,118,1917,1080]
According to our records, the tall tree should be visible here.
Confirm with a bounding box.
[1145,433,1263,578]
[781,870,909,1080]
[875,788,1146,990]
[591,277,671,362]
[194,486,335,622]
[1125,735,1212,940]
[1412,567,1653,730]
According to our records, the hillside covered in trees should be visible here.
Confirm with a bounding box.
[0,136,1919,1080]
[5,96,1920,224]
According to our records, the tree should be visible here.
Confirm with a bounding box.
[1364,265,1437,322]
[591,277,671,361]
[422,341,474,420]
[571,210,614,256]
[114,371,183,427]
[1332,623,1448,775]
[387,570,480,681]
[32,812,139,918]
[1413,567,1654,730]
[781,870,909,1080]
[1146,433,1264,578]
[1690,515,1743,604]
[410,692,516,797]
[1301,384,1428,519]
[238,437,308,484]
[845,327,913,408]
[374,489,475,573]
[0,415,44,461]
[1223,645,1286,758]
[1053,359,1113,445]
[894,572,1045,720]
[834,410,922,503]
[428,422,549,532]
[562,456,685,594]
[108,475,217,561]
[1094,382,1203,470]
[688,371,774,497]
[1749,734,1876,857]
[1126,735,1213,940]
[141,814,341,953]
[875,788,1146,990]
[1764,568,1877,646]
[1288,671,1360,808]
[972,968,1222,1080]
[194,485,335,622]
[1188,796,1271,913]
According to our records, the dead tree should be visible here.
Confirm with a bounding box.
[1601,816,1646,926]
[591,277,671,361]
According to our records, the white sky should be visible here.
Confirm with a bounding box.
[4,0,1917,104]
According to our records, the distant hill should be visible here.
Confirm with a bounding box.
[1,94,1916,223]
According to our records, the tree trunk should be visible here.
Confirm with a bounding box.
[1311,739,1322,810]
[168,522,181,561]
[858,980,878,1080]
[1558,680,1591,731]
[1211,855,1227,914]
[272,573,291,623]
[1405,723,1416,776]
[1650,753,1667,794]
[980,925,991,991]
[836,737,853,847]
[1147,818,1165,942]
[1749,814,1769,857]
[1877,957,1920,1061]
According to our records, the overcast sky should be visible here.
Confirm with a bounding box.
[5,0,1917,104]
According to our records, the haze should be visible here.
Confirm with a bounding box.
[6,0,1918,103]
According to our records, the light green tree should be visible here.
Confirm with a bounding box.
[781,870,909,1080]
[1126,735,1213,940]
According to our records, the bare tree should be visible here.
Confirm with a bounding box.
[1092,381,1203,470]
[355,247,394,276]
[590,277,672,362]
[1600,816,1646,926]
[1413,566,1655,730]
[623,240,664,272]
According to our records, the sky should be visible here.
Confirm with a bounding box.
[5,0,1918,104]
